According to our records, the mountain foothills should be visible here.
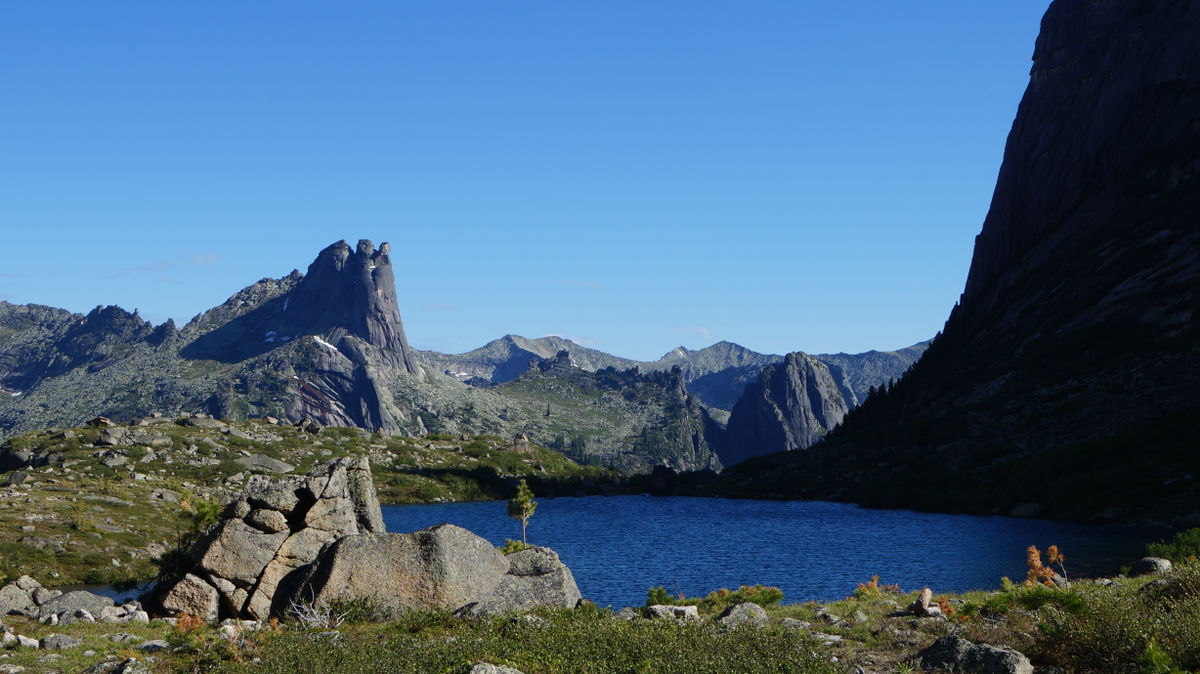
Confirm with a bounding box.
[0,239,923,474]
[720,0,1200,525]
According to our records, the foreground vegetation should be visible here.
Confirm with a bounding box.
[1,558,1196,672]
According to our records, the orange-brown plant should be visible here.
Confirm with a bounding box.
[175,612,206,633]
[937,595,955,617]
[1026,544,1069,587]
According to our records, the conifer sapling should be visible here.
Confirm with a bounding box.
[507,479,537,546]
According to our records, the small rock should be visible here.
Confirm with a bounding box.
[136,639,170,652]
[17,634,39,649]
[40,633,82,650]
[780,618,812,630]
[615,607,639,621]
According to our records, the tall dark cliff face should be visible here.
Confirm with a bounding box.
[719,353,850,467]
[956,0,1200,343]
[721,0,1200,523]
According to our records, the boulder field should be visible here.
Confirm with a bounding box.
[153,456,581,621]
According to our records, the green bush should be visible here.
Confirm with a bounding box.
[1146,528,1200,563]
[498,539,531,555]
[1035,561,1200,672]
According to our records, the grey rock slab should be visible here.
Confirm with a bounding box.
[244,528,339,620]
[235,454,294,474]
[505,546,564,577]
[30,587,59,605]
[36,591,114,621]
[40,633,82,650]
[136,639,170,652]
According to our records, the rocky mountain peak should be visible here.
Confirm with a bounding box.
[718,352,850,467]
[287,239,418,373]
[182,239,420,376]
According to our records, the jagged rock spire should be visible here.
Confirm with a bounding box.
[287,239,420,375]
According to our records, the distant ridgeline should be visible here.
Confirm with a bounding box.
[718,0,1200,525]
[0,237,923,475]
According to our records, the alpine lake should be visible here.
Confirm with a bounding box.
[383,495,1168,609]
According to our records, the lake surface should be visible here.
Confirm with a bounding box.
[382,496,1167,608]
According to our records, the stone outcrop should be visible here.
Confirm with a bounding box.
[719,352,851,466]
[156,457,579,621]
[278,526,581,618]
[155,456,383,620]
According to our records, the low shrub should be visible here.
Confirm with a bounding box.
[644,584,784,616]
[1146,528,1200,564]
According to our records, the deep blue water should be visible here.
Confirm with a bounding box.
[383,496,1167,608]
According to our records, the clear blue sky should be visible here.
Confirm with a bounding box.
[0,1,1050,361]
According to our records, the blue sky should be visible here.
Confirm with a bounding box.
[0,1,1050,361]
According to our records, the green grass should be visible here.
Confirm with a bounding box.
[197,607,847,674]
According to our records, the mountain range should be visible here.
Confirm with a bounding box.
[0,242,924,473]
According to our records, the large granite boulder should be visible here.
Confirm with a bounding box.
[153,456,384,620]
[278,527,582,619]
[277,524,507,614]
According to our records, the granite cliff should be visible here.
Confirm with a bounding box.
[721,0,1200,523]
[718,353,852,467]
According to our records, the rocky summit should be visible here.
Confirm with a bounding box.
[721,0,1200,524]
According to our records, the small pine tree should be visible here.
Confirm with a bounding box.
[507,479,537,545]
